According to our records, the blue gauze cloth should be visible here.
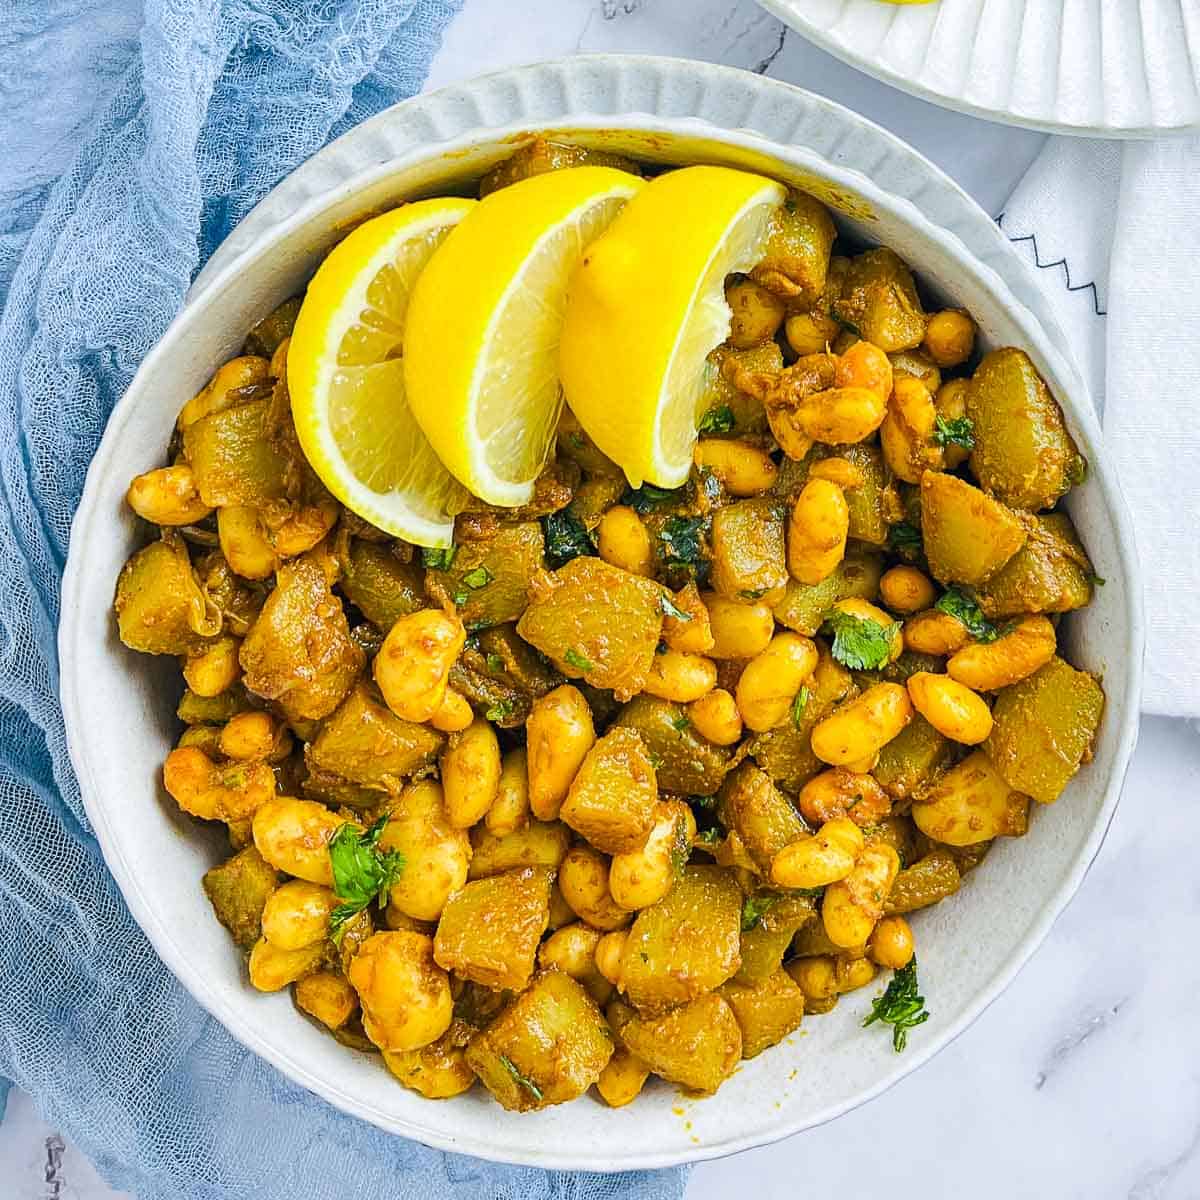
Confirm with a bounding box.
[0,3,690,1197]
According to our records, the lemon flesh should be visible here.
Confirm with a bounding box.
[559,166,786,489]
[404,166,642,508]
[288,198,476,547]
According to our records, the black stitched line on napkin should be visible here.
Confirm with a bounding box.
[995,213,1106,317]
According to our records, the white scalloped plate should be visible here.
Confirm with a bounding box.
[758,0,1200,136]
[63,57,1143,1170]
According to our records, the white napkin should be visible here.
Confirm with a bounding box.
[1002,137,1200,719]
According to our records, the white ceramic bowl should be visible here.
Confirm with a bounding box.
[61,57,1142,1171]
[758,0,1200,137]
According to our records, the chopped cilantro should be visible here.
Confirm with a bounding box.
[935,586,999,643]
[670,713,690,733]
[661,594,693,622]
[564,647,594,672]
[568,431,586,450]
[541,510,596,569]
[451,588,469,607]
[421,545,456,570]
[694,826,721,848]
[698,404,736,435]
[862,959,930,1052]
[485,699,517,722]
[327,815,405,944]
[499,1055,543,1102]
[485,652,505,674]
[739,587,767,601]
[659,516,705,569]
[932,414,975,450]
[740,893,782,932]
[791,686,811,728]
[623,482,681,514]
[823,610,900,671]
[461,566,493,589]
[888,522,923,557]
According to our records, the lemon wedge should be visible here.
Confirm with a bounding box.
[404,166,642,507]
[288,198,475,547]
[559,166,786,489]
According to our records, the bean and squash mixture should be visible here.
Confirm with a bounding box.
[114,139,1105,1111]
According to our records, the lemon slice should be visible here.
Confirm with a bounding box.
[404,166,642,507]
[288,198,476,547]
[559,166,786,489]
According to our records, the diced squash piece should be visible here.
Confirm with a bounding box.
[718,761,808,874]
[613,694,735,796]
[885,849,961,915]
[719,969,806,1058]
[202,846,280,949]
[182,396,292,508]
[517,557,665,700]
[619,865,741,1012]
[306,684,442,789]
[612,993,742,1094]
[772,551,884,636]
[464,969,612,1111]
[425,522,544,630]
[920,471,1027,586]
[114,538,219,656]
[735,897,816,984]
[985,657,1104,804]
[433,867,552,991]
[710,498,788,600]
[479,137,641,196]
[705,343,782,435]
[833,248,927,352]
[468,821,571,879]
[974,513,1094,619]
[777,445,893,547]
[560,727,657,855]
[176,685,251,726]
[967,348,1084,511]
[240,553,363,721]
[340,542,425,629]
[750,191,837,304]
[872,713,953,803]
[911,750,1031,845]
[243,296,302,358]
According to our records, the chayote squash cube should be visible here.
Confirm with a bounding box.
[974,512,1094,619]
[613,694,735,797]
[560,726,657,855]
[202,845,281,949]
[920,471,1027,587]
[719,968,807,1058]
[717,761,808,874]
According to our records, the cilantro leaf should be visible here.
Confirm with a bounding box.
[564,647,594,672]
[661,594,693,622]
[670,713,690,732]
[887,522,923,561]
[622,483,682,513]
[659,516,705,568]
[421,545,456,570]
[698,404,736,435]
[327,815,405,943]
[485,699,517,722]
[932,414,975,450]
[461,566,493,589]
[934,586,999,643]
[791,685,811,728]
[541,510,596,569]
[823,610,900,671]
[499,1055,544,1102]
[862,958,930,1052]
[740,893,782,932]
[485,652,505,674]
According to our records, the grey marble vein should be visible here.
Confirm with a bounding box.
[1034,999,1128,1090]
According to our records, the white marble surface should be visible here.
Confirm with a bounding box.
[6,2,1191,1198]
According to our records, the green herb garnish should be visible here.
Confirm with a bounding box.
[823,610,900,671]
[461,565,493,589]
[740,893,781,932]
[739,588,767,600]
[888,521,923,557]
[698,404,736,435]
[568,431,586,450]
[485,652,505,674]
[452,589,469,607]
[694,826,721,847]
[670,713,690,732]
[421,545,457,570]
[862,959,930,1052]
[661,594,693,622]
[791,686,811,728]
[623,482,681,514]
[659,516,705,569]
[499,1055,544,1102]
[932,414,975,450]
[541,510,596,569]
[935,586,999,643]
[327,815,405,944]
[486,699,517,722]
[564,647,594,672]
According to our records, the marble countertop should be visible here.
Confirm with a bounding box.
[6,2,1194,1198]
